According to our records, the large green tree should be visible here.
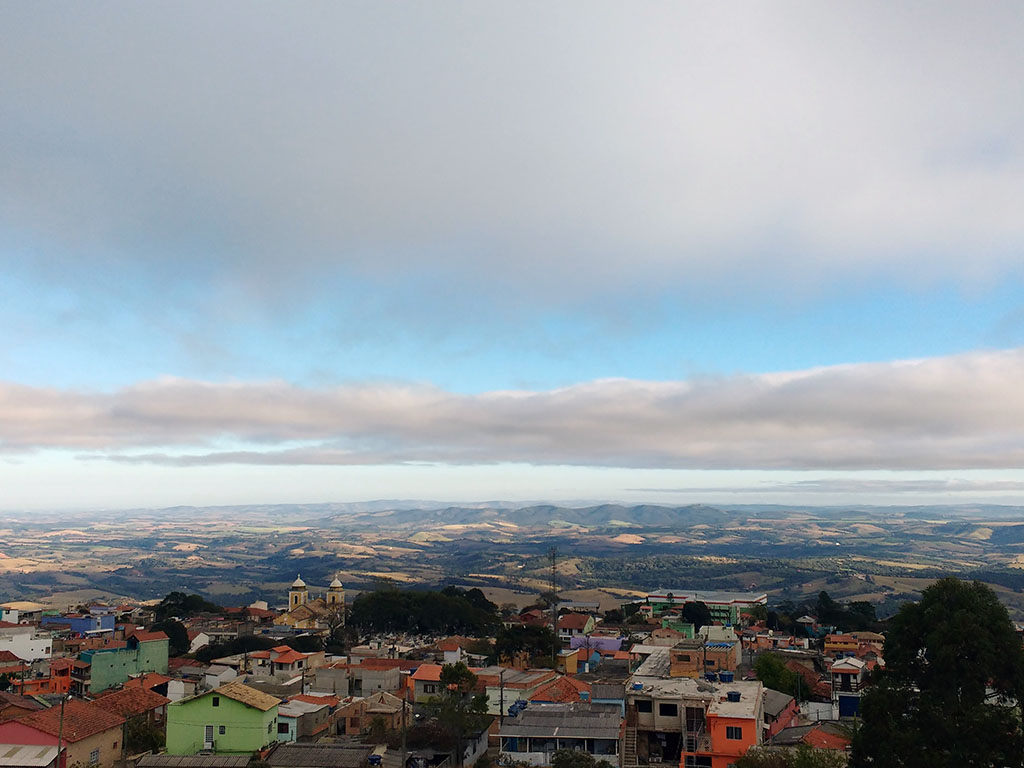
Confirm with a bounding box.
[736,745,846,768]
[753,653,801,700]
[850,578,1024,768]
[426,663,490,768]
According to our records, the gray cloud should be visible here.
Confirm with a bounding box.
[5,348,1024,470]
[3,2,1024,309]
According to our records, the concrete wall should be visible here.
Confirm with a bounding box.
[166,693,278,755]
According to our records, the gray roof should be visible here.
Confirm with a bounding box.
[591,683,625,700]
[137,757,250,768]
[633,647,670,677]
[499,703,621,740]
[763,688,795,718]
[0,745,59,768]
[266,744,374,768]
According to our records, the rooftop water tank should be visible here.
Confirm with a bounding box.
[727,691,741,703]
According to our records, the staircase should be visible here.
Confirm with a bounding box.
[622,706,638,767]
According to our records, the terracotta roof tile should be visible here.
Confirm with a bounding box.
[529,676,592,703]
[17,699,124,742]
[411,664,443,682]
[93,687,170,717]
[213,681,280,712]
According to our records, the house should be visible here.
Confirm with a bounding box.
[830,657,868,718]
[362,690,405,733]
[474,668,559,716]
[92,686,170,729]
[277,699,330,743]
[250,646,323,680]
[0,692,44,724]
[0,604,48,625]
[165,681,280,755]
[500,703,621,766]
[0,624,53,662]
[329,697,366,736]
[204,666,238,689]
[772,721,852,751]
[409,664,444,704]
[622,650,765,768]
[187,632,211,655]
[529,676,591,705]
[0,698,125,768]
[40,614,115,637]
[77,632,169,694]
[557,613,595,640]
[761,689,798,739]
[435,636,471,665]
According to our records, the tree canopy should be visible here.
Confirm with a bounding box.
[850,578,1024,768]
[680,601,712,630]
[154,591,223,622]
[494,625,560,663]
[349,586,499,635]
[753,653,801,700]
[736,745,846,768]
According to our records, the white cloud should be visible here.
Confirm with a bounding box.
[3,348,1023,470]
[2,3,1024,306]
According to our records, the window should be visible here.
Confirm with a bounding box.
[279,723,290,734]
[219,726,226,735]
[726,726,743,740]
[89,750,100,766]
[635,699,652,713]
[268,722,274,733]
[659,703,678,717]
[423,684,437,693]
[678,654,691,662]
[212,696,220,707]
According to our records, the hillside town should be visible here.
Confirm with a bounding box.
[0,575,897,768]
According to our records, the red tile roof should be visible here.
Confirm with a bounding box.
[292,694,340,707]
[436,636,470,652]
[123,673,173,690]
[358,658,418,670]
[17,699,124,742]
[529,676,592,703]
[411,664,443,682]
[129,630,169,642]
[802,724,852,750]
[0,651,23,664]
[92,686,170,717]
[558,614,592,631]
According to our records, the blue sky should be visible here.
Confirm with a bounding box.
[2,3,1024,509]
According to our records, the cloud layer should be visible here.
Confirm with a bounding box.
[3,3,1024,305]
[3,348,1022,470]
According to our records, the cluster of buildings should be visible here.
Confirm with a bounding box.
[0,583,880,768]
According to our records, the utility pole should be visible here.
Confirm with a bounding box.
[549,547,558,667]
[499,668,505,727]
[400,696,408,768]
[56,694,68,768]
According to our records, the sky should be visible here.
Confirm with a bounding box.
[2,3,1024,510]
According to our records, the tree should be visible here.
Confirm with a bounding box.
[150,619,189,656]
[549,751,614,768]
[0,673,10,692]
[495,625,559,663]
[681,601,712,631]
[736,745,847,768]
[426,663,489,768]
[154,591,222,622]
[850,578,1024,768]
[753,653,800,700]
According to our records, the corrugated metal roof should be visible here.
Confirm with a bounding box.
[266,744,374,768]
[137,755,250,768]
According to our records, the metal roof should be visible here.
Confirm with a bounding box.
[266,744,374,768]
[499,703,621,740]
[0,745,59,768]
[137,756,250,768]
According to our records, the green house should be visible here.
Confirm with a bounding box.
[166,680,281,755]
[79,632,170,694]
